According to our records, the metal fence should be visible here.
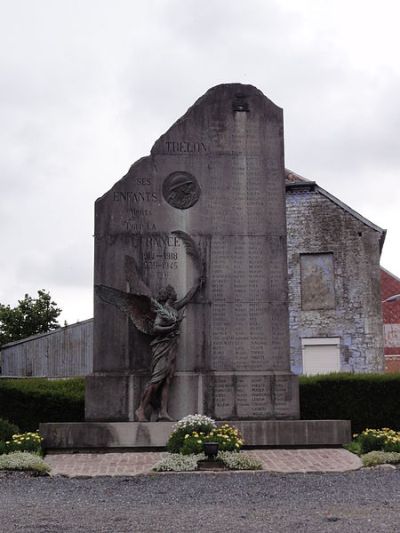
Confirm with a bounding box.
[0,319,93,377]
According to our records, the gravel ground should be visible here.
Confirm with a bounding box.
[1,469,400,532]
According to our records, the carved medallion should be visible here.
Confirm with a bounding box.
[162,171,201,210]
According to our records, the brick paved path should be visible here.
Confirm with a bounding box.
[245,449,362,473]
[45,448,361,477]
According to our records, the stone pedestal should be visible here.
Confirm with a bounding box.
[40,420,351,449]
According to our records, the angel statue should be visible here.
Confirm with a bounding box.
[95,231,205,422]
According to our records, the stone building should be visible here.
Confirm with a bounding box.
[1,171,386,377]
[286,170,385,374]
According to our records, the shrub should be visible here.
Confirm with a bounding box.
[0,418,20,441]
[0,451,50,474]
[2,431,43,455]
[152,453,205,472]
[167,414,216,453]
[0,378,84,431]
[362,451,400,467]
[344,440,362,455]
[180,424,243,455]
[218,451,262,470]
[300,373,400,433]
[2,374,400,436]
[167,415,243,455]
[353,428,400,454]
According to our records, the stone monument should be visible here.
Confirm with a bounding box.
[41,84,350,448]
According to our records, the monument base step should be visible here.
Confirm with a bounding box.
[40,420,351,450]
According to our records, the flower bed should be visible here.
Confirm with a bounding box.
[167,414,243,455]
[0,431,43,455]
[0,451,50,474]
[352,428,400,454]
[158,414,261,471]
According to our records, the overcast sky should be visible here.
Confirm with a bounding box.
[1,0,399,323]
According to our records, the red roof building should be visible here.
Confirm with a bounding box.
[381,267,400,372]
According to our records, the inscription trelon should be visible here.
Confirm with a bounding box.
[86,83,299,423]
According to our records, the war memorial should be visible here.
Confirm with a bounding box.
[41,84,350,448]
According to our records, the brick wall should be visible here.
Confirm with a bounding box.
[381,268,400,372]
[286,185,384,374]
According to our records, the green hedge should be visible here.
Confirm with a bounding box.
[0,378,84,431]
[1,374,400,434]
[300,373,400,433]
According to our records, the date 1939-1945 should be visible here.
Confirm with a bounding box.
[143,252,178,270]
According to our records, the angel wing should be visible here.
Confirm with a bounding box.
[95,284,156,335]
[171,230,204,274]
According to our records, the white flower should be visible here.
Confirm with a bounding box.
[152,453,206,472]
[172,414,216,431]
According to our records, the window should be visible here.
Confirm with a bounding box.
[302,337,340,375]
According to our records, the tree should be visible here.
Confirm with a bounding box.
[0,290,61,349]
